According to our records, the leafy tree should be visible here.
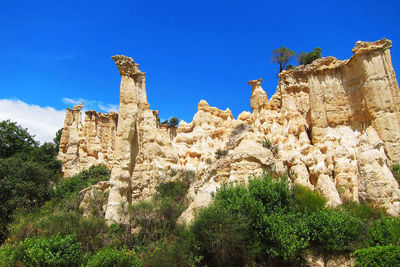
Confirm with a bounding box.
[0,120,38,159]
[54,128,63,153]
[160,120,168,125]
[271,46,295,73]
[296,51,307,65]
[302,47,322,65]
[168,117,179,127]
[0,156,56,242]
[0,121,62,243]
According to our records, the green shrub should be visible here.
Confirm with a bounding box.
[309,209,362,252]
[190,202,249,267]
[262,138,272,149]
[87,247,142,267]
[302,47,322,65]
[366,217,400,247]
[342,202,385,222]
[0,156,56,241]
[141,232,202,267]
[262,212,310,261]
[215,149,228,159]
[353,246,400,267]
[15,234,83,266]
[53,164,110,198]
[293,185,326,213]
[0,243,17,267]
[247,174,293,215]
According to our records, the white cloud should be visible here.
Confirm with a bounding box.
[62,98,119,113]
[0,99,66,144]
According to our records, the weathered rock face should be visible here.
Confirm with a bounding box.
[58,104,117,177]
[59,39,400,225]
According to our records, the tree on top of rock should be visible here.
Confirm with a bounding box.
[297,48,322,65]
[168,117,179,127]
[271,46,295,73]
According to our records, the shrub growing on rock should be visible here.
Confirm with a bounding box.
[353,246,400,267]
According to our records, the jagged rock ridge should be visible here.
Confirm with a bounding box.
[58,39,400,225]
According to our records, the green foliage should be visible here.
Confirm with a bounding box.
[168,117,179,127]
[215,148,228,159]
[309,209,362,252]
[262,138,272,149]
[271,46,295,73]
[263,212,310,261]
[341,202,385,222]
[127,176,191,248]
[210,174,309,262]
[392,164,400,184]
[296,51,307,65]
[353,246,400,267]
[191,202,249,266]
[87,247,142,267]
[54,128,63,153]
[366,217,400,247]
[293,185,326,213]
[302,47,322,65]
[0,121,61,242]
[160,120,168,124]
[53,164,110,198]
[0,243,16,267]
[0,156,57,241]
[286,64,294,70]
[141,232,202,267]
[0,120,38,159]
[15,234,83,266]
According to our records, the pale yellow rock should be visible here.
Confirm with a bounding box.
[58,39,400,226]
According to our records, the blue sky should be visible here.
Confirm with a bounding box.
[0,0,399,142]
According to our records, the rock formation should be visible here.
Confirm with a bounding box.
[59,38,400,225]
[58,104,117,177]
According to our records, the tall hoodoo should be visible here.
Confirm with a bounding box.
[105,55,145,223]
[58,39,400,225]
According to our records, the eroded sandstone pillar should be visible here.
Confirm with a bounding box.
[58,103,83,177]
[105,55,147,224]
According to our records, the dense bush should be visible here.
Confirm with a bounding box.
[309,209,362,252]
[353,246,400,267]
[293,184,326,213]
[341,202,385,222]
[366,217,400,247]
[87,247,142,267]
[191,173,366,264]
[15,234,83,266]
[0,156,57,241]
[0,120,61,242]
[302,48,322,65]
[191,202,249,266]
[0,243,16,266]
[53,164,110,198]
[263,212,310,261]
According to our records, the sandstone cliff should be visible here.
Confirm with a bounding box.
[58,38,400,225]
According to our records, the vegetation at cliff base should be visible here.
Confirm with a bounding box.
[1,120,399,266]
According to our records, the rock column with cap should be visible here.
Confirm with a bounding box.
[105,55,147,224]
